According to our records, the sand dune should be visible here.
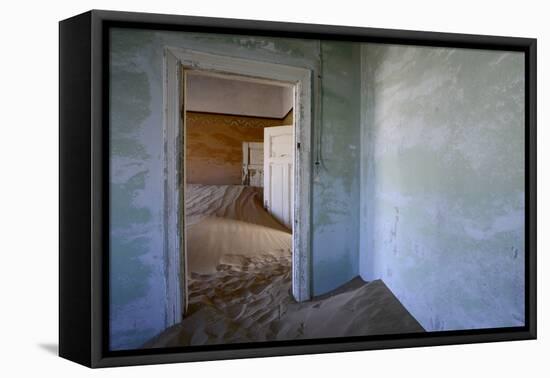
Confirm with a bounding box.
[187,216,291,274]
[144,253,424,348]
[186,184,288,231]
[142,185,424,348]
[186,184,291,274]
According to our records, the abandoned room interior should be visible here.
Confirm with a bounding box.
[109,29,525,350]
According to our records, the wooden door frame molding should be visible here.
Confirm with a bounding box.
[162,46,313,326]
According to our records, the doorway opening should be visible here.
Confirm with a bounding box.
[182,71,295,342]
[162,48,313,329]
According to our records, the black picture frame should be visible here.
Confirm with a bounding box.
[59,9,537,368]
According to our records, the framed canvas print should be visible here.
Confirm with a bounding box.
[59,10,537,368]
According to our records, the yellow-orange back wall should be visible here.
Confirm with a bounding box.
[185,111,293,184]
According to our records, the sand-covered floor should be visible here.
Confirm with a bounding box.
[143,185,424,348]
[185,184,291,274]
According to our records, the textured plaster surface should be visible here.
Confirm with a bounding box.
[109,28,362,350]
[359,44,525,331]
[312,42,361,294]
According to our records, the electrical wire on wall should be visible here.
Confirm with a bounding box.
[314,40,326,182]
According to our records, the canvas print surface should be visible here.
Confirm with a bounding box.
[108,27,525,351]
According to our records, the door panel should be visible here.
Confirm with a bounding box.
[270,134,292,158]
[264,126,293,229]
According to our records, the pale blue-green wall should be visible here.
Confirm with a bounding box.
[110,30,525,348]
[109,28,361,350]
[359,44,525,331]
[312,42,361,294]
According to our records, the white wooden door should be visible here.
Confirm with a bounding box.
[264,126,293,229]
[242,142,264,187]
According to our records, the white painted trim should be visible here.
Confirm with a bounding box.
[162,48,185,327]
[242,141,249,185]
[263,125,294,229]
[163,47,313,323]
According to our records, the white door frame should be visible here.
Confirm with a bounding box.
[162,46,313,326]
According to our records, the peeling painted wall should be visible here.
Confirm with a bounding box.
[109,28,362,350]
[359,44,525,331]
[110,28,524,348]
[312,42,361,294]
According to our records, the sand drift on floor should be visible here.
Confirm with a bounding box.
[143,185,424,348]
